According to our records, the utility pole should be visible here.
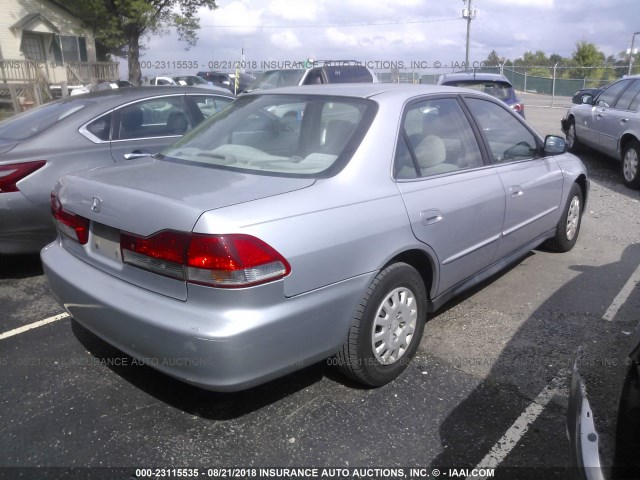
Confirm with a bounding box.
[628,32,640,76]
[462,0,476,69]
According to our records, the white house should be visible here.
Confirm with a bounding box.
[0,0,119,107]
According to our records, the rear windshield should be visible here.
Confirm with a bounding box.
[443,80,513,101]
[160,94,377,177]
[247,70,306,90]
[0,99,90,141]
[324,66,374,83]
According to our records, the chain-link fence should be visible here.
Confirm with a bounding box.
[375,65,625,107]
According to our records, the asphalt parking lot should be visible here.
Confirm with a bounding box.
[1,95,640,479]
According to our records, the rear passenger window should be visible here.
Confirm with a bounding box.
[85,112,112,141]
[466,98,538,163]
[117,97,192,140]
[394,98,484,179]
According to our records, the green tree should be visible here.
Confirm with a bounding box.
[484,50,502,66]
[59,0,218,84]
[572,41,605,66]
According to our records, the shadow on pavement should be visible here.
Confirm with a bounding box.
[430,243,640,478]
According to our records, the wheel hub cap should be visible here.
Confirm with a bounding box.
[371,287,417,365]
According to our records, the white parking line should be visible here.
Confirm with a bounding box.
[468,369,569,479]
[0,312,69,340]
[602,262,640,321]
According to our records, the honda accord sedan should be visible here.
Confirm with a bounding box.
[561,75,640,189]
[0,86,234,254]
[42,84,588,391]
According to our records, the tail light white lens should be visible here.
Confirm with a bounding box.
[0,161,46,193]
[120,231,291,288]
[50,193,89,244]
[120,231,189,280]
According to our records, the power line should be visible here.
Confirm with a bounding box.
[199,17,461,29]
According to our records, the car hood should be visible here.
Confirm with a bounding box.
[55,157,315,236]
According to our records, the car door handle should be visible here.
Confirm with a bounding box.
[621,118,629,123]
[420,209,443,226]
[510,186,524,198]
[123,150,151,160]
[596,113,604,118]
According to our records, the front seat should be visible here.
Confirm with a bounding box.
[166,111,189,135]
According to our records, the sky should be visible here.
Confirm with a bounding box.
[131,0,639,77]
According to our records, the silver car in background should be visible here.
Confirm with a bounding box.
[43,84,588,391]
[561,74,640,188]
[0,86,234,254]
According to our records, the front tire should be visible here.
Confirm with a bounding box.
[566,118,582,153]
[621,139,640,189]
[545,183,583,252]
[335,263,427,387]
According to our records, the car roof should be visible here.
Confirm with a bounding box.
[63,85,233,103]
[439,72,513,84]
[44,86,234,120]
[243,83,487,99]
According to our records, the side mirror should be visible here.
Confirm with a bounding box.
[544,135,566,155]
[581,94,594,105]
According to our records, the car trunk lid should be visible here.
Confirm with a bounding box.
[55,158,314,299]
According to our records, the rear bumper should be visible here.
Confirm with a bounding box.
[41,241,372,391]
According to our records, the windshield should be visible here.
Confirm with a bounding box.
[0,99,90,141]
[443,80,513,101]
[247,70,306,91]
[160,94,376,177]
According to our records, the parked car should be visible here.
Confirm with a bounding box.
[69,79,132,96]
[245,61,378,92]
[561,75,640,188]
[42,84,587,392]
[0,86,234,254]
[438,72,525,118]
[142,75,230,93]
[568,328,640,480]
[572,87,606,105]
[196,71,256,93]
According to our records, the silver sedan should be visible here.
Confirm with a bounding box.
[561,74,640,188]
[42,84,588,391]
[0,86,234,254]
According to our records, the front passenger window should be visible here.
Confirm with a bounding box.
[466,98,538,163]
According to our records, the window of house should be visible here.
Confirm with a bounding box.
[51,35,88,64]
[22,34,46,62]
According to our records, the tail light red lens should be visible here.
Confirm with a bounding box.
[120,231,290,288]
[511,103,524,113]
[50,193,89,244]
[0,161,46,193]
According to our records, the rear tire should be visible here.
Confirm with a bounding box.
[545,183,583,252]
[621,139,640,189]
[335,263,426,387]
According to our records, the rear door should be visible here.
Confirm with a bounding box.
[395,96,505,295]
[464,97,563,259]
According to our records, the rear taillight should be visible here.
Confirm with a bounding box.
[511,103,524,113]
[50,193,90,244]
[120,231,291,288]
[0,161,46,193]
